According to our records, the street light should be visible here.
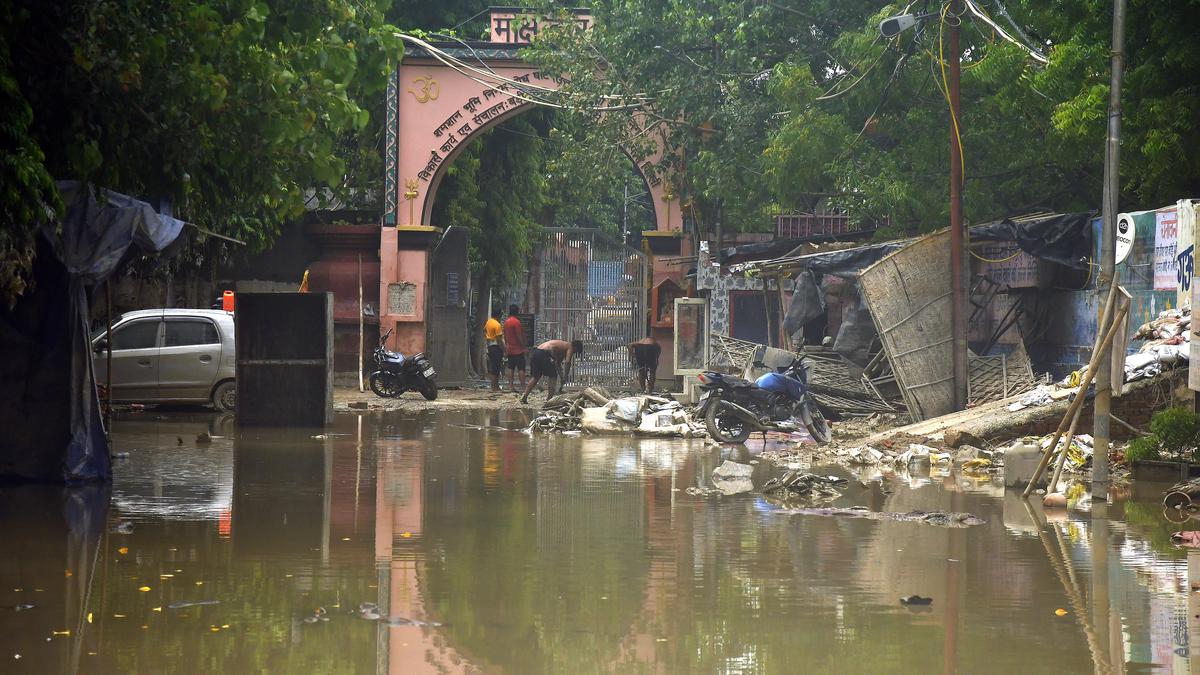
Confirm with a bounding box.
[879,14,919,39]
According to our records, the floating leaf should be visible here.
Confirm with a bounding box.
[117,547,128,555]
[138,586,151,592]
[1055,608,1068,616]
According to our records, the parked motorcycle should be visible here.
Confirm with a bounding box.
[369,328,439,400]
[695,356,830,444]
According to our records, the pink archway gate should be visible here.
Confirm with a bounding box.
[380,18,688,361]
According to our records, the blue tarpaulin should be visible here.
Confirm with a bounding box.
[49,182,183,482]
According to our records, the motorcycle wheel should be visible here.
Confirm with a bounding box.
[804,405,832,444]
[418,378,438,401]
[705,400,752,444]
[369,372,403,398]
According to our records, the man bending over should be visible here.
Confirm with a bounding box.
[628,336,661,394]
[520,339,583,404]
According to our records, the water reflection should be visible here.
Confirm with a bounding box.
[2,410,1200,672]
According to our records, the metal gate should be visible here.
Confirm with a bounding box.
[427,226,470,385]
[536,228,647,387]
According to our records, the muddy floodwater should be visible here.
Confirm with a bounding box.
[2,409,1198,673]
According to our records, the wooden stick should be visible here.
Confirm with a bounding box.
[1048,287,1130,492]
[1023,300,1128,497]
[1047,404,1085,492]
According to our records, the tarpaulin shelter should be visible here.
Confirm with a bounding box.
[970,212,1095,270]
[0,181,184,482]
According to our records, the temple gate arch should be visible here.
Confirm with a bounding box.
[380,15,690,383]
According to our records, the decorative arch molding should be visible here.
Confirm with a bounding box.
[385,46,683,233]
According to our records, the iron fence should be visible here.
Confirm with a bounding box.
[536,228,647,387]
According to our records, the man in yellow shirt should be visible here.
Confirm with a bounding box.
[484,307,506,391]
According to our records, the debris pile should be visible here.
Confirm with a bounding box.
[761,469,846,502]
[527,387,705,437]
[1127,306,1191,382]
[771,506,986,528]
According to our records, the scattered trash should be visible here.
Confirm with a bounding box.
[349,401,369,410]
[842,446,884,465]
[1007,385,1054,412]
[1042,493,1068,508]
[1163,478,1200,511]
[899,595,932,606]
[1127,306,1191,382]
[1171,531,1200,547]
[684,486,724,498]
[761,470,845,502]
[529,387,704,437]
[772,507,985,528]
[113,521,134,534]
[166,600,220,609]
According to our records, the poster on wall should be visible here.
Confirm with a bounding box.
[1177,200,1196,309]
[1153,206,1179,290]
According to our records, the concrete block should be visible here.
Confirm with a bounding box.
[1003,443,1043,488]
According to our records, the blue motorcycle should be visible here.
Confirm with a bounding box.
[695,356,831,444]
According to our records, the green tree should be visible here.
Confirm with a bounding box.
[0,0,402,305]
[525,0,1200,235]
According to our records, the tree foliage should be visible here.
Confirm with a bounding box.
[0,0,402,305]
[525,0,1200,235]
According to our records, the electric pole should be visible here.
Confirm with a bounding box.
[949,0,968,411]
[1093,0,1127,501]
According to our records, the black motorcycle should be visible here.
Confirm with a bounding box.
[695,355,830,444]
[369,328,439,400]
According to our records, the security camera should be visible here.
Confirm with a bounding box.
[879,14,918,38]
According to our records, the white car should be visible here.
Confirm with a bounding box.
[92,309,237,411]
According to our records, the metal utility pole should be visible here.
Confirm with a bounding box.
[1093,0,1127,500]
[949,0,968,411]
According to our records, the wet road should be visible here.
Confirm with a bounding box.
[1,409,1197,673]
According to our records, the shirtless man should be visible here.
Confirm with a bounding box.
[520,339,584,404]
[627,336,661,394]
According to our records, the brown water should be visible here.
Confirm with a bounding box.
[1,409,1197,674]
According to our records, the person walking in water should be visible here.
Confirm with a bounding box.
[520,339,583,404]
[484,307,505,391]
[628,336,661,394]
[503,304,527,392]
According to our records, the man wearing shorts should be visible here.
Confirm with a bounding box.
[503,304,527,392]
[520,339,583,404]
[484,307,505,391]
[628,336,661,394]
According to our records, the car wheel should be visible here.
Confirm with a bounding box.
[212,381,236,412]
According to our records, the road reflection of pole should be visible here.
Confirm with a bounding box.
[943,482,961,673]
[1189,550,1200,675]
[354,414,363,533]
[1090,502,1123,675]
[1022,499,1111,671]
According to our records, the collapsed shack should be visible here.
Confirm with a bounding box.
[529,386,706,437]
[729,212,1097,422]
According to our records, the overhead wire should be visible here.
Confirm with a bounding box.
[962,0,1048,63]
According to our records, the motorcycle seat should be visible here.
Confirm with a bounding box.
[722,376,755,388]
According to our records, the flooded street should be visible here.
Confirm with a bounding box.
[1,409,1197,673]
